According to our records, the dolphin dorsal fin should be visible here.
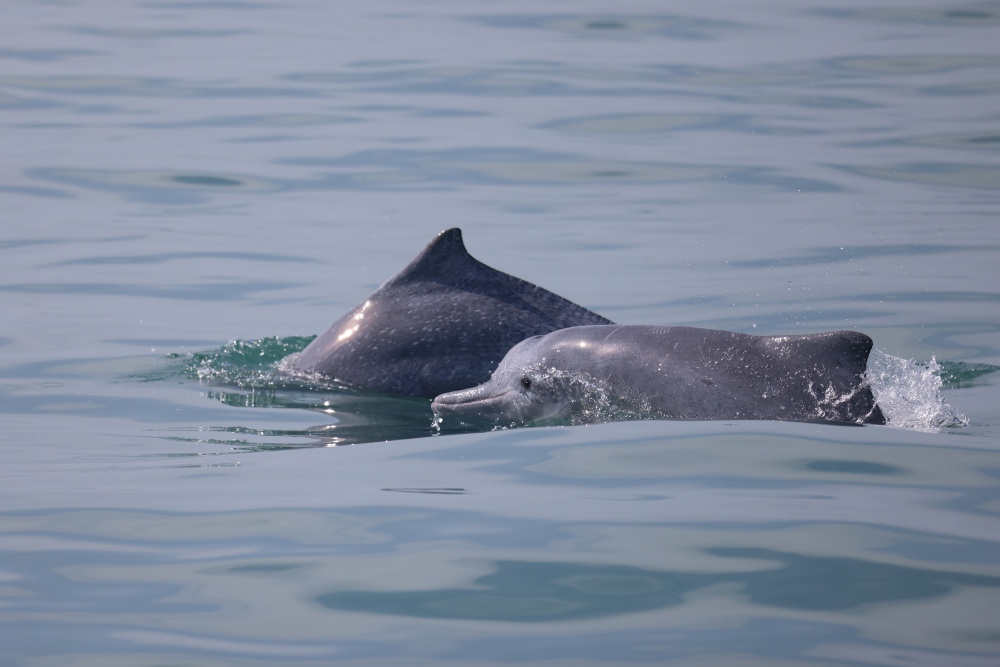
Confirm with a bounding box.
[381,227,480,288]
[374,228,612,328]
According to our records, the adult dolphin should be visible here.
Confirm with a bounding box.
[432,325,886,425]
[294,228,612,398]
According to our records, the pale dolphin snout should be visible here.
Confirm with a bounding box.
[431,384,513,421]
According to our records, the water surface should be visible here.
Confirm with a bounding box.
[1,1,999,665]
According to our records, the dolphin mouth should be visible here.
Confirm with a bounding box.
[431,386,517,420]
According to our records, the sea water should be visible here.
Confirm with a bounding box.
[1,1,999,665]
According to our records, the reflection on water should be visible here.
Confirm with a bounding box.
[3,421,1000,662]
[317,549,1000,621]
[817,7,1000,25]
[319,559,694,621]
[25,167,278,205]
[468,13,745,40]
[841,163,1000,191]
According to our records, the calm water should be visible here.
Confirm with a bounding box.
[2,1,1000,665]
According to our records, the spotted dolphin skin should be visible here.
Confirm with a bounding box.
[294,228,612,398]
[432,325,886,426]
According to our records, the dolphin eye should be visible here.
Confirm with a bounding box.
[520,377,532,390]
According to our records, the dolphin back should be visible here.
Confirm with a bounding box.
[760,330,884,425]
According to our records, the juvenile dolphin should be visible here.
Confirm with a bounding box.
[432,325,886,426]
[294,228,612,398]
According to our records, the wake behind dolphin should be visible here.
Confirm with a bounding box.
[432,325,886,426]
[294,228,612,398]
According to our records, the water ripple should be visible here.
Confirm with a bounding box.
[468,13,746,41]
[816,7,1000,26]
[0,48,101,62]
[839,163,1000,190]
[0,279,302,301]
[26,167,279,204]
[732,244,995,268]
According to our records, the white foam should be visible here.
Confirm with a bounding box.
[866,350,969,431]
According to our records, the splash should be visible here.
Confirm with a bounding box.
[534,367,658,427]
[513,365,658,427]
[160,336,328,390]
[865,350,978,431]
[134,336,437,447]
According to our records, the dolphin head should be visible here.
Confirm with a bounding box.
[431,337,583,426]
[431,332,639,426]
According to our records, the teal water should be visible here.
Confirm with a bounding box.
[2,1,1000,665]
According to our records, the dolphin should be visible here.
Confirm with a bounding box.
[432,325,886,426]
[294,228,612,398]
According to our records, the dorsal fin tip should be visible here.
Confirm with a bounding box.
[383,228,473,287]
[424,227,468,259]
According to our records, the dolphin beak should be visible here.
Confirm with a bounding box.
[431,385,486,416]
[432,384,512,421]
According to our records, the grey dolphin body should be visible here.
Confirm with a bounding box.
[432,325,886,425]
[294,228,612,398]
